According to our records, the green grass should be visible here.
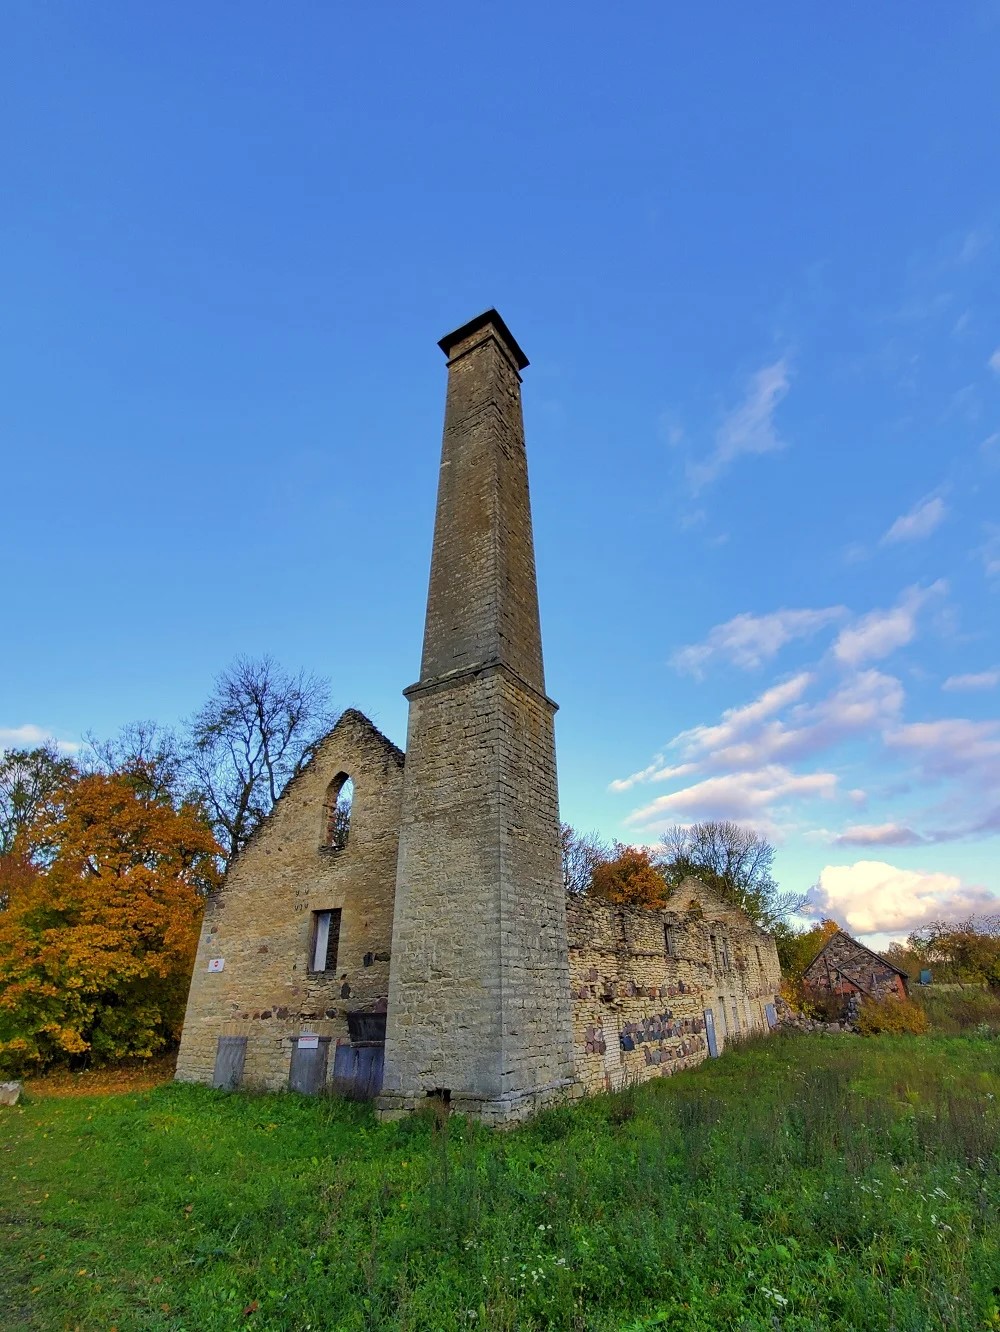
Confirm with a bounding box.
[913,985,1000,1036]
[2,1035,999,1331]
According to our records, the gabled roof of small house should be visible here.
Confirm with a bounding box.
[804,929,909,981]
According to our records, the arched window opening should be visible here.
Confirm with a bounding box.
[323,774,353,850]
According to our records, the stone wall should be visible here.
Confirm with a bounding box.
[567,880,782,1094]
[175,710,403,1090]
[803,931,908,1011]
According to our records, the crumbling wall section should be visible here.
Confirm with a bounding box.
[566,882,782,1094]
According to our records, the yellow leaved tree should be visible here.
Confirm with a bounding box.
[0,768,220,1074]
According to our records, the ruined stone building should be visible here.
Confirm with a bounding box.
[176,310,782,1121]
[802,930,909,1016]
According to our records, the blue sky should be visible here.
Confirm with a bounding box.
[3,3,998,945]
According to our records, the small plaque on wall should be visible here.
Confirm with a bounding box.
[298,1034,319,1050]
[207,958,225,972]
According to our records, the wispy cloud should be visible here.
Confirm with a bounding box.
[808,860,996,937]
[625,765,838,833]
[833,822,926,848]
[881,496,948,545]
[942,669,999,692]
[671,606,844,676]
[687,359,791,492]
[989,347,1000,375]
[885,717,1000,780]
[0,723,80,755]
[832,581,947,667]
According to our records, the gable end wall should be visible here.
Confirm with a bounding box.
[175,713,403,1090]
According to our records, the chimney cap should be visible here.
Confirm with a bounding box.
[438,308,529,371]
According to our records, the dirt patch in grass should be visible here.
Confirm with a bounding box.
[23,1052,177,1099]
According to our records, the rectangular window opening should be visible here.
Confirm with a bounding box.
[311,908,342,973]
[664,924,674,957]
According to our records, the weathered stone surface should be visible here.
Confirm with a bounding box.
[568,879,782,1093]
[378,312,575,1125]
[175,711,404,1090]
[0,1081,22,1106]
[803,930,908,1012]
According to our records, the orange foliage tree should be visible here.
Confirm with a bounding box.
[0,769,220,1073]
[589,843,669,910]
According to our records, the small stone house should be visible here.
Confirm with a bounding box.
[802,930,909,1016]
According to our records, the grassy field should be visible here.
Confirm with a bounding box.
[2,1035,999,1332]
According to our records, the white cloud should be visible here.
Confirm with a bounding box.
[989,347,1000,375]
[625,765,838,831]
[672,607,844,676]
[809,860,997,936]
[885,717,1000,778]
[832,581,947,667]
[942,670,999,692]
[688,359,791,491]
[0,724,79,755]
[833,823,926,848]
[611,669,904,807]
[881,496,948,545]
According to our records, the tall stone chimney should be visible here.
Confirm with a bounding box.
[377,310,576,1125]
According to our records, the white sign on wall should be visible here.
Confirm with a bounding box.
[298,1034,319,1050]
[207,958,225,972]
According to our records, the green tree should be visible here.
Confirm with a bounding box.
[659,821,805,929]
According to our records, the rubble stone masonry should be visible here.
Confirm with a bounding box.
[567,881,782,1093]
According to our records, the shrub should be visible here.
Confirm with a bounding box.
[855,996,929,1036]
[912,985,1000,1033]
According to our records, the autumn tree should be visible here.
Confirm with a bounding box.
[897,917,1000,986]
[0,744,78,861]
[560,822,611,895]
[659,821,805,929]
[0,770,220,1074]
[590,843,669,910]
[184,655,338,866]
[85,720,184,804]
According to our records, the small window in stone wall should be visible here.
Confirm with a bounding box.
[754,944,762,969]
[664,924,675,957]
[322,774,353,849]
[311,908,342,973]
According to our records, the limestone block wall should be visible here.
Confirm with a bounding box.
[380,668,575,1123]
[566,884,782,1095]
[175,711,404,1090]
